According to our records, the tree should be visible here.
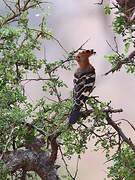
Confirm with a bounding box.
[0,0,134,179]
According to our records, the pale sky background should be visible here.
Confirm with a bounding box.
[1,0,135,179]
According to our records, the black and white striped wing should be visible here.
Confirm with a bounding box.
[73,70,95,107]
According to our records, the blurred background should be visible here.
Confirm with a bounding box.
[1,0,135,179]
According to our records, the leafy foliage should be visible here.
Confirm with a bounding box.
[0,161,9,180]
[107,145,135,180]
[104,2,135,179]
[104,4,135,74]
[0,1,134,179]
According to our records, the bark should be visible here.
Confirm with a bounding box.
[2,136,59,180]
[3,149,59,180]
[116,0,135,8]
[116,0,135,20]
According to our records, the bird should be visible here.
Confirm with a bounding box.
[69,49,96,124]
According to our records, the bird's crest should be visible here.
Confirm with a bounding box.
[75,49,96,62]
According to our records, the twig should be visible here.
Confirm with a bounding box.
[2,1,45,25]
[0,127,17,160]
[43,47,62,102]
[106,113,135,153]
[106,40,121,56]
[105,50,135,75]
[3,0,15,14]
[23,0,33,10]
[50,35,68,54]
[74,39,90,53]
[16,0,21,11]
[113,36,119,53]
[94,0,104,5]
[21,78,57,82]
[49,39,90,73]
[74,156,80,179]
[24,122,47,136]
[48,71,62,102]
[83,108,123,116]
[116,119,135,131]
[29,28,68,54]
[59,146,75,180]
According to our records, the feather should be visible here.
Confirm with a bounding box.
[69,65,96,124]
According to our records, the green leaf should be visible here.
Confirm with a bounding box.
[104,6,111,15]
[124,42,130,53]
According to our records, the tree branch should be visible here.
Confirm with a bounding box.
[83,108,123,116]
[106,113,135,152]
[48,134,59,164]
[2,149,59,180]
[95,0,104,5]
[105,50,135,75]
[116,119,135,131]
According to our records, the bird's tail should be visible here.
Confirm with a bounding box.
[69,105,81,124]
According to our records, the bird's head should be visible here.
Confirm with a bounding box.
[75,49,96,68]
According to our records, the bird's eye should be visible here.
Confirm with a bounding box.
[90,49,94,53]
[86,50,90,53]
